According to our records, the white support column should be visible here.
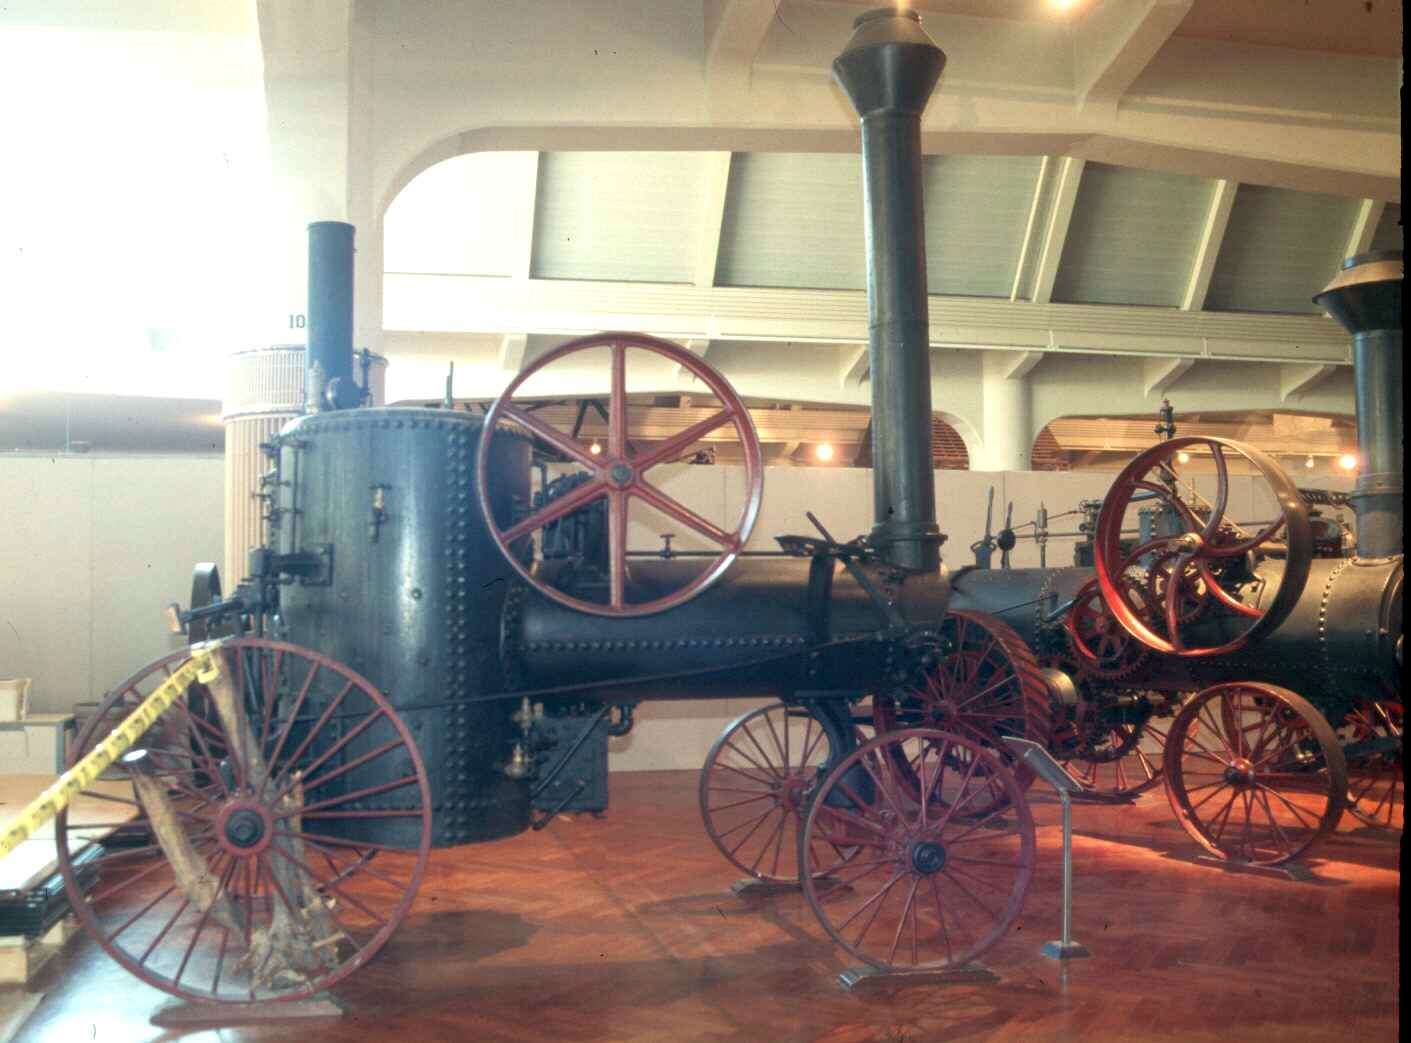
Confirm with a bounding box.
[1280,363,1339,402]
[1181,179,1237,311]
[1144,356,1196,398]
[977,351,1034,471]
[694,152,733,289]
[1345,198,1387,258]
[839,345,869,388]
[1029,158,1085,304]
[499,333,528,372]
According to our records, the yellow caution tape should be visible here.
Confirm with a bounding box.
[0,642,226,859]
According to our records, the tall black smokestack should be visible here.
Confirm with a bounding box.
[833,7,945,573]
[1313,249,1403,557]
[306,221,359,411]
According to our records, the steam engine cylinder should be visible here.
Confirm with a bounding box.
[273,407,532,846]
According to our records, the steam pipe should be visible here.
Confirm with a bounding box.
[306,221,359,412]
[1313,249,1403,557]
[833,8,946,573]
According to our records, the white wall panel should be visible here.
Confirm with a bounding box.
[0,455,223,716]
[923,155,1044,299]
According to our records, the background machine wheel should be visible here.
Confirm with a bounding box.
[871,610,1053,815]
[54,639,433,1004]
[1341,696,1403,831]
[1163,682,1346,866]
[699,703,843,884]
[798,728,1034,972]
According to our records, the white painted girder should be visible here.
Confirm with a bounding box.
[1182,179,1238,311]
[1143,355,1195,398]
[1280,363,1339,402]
[1077,0,1195,114]
[384,273,1350,366]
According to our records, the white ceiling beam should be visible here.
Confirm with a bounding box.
[840,345,868,389]
[1144,356,1195,397]
[1345,198,1387,258]
[705,0,778,116]
[1181,178,1238,311]
[510,151,540,280]
[498,333,528,372]
[997,350,1044,381]
[1010,156,1052,302]
[694,152,733,289]
[1077,0,1195,114]
[1029,157,1085,304]
[1281,363,1339,402]
[384,274,1352,365]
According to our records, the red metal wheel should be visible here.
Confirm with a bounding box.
[799,728,1034,971]
[1163,682,1346,865]
[1064,579,1151,681]
[699,703,836,882]
[1094,436,1312,657]
[872,611,1053,815]
[476,331,764,617]
[54,639,433,1004]
[1341,696,1403,831]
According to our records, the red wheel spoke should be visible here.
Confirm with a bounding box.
[708,793,776,814]
[271,680,356,784]
[272,706,389,801]
[107,884,178,944]
[500,403,602,470]
[173,856,238,990]
[608,341,628,457]
[297,735,402,797]
[723,738,782,780]
[267,844,389,929]
[631,408,734,472]
[608,490,627,609]
[280,774,420,820]
[274,828,428,856]
[633,479,736,549]
[261,660,322,794]
[887,877,922,966]
[502,475,610,544]
[737,724,786,779]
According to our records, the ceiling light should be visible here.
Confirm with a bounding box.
[1338,452,1359,472]
[589,440,602,456]
[1176,450,1191,464]
[1049,0,1078,10]
[1305,455,1315,469]
[815,442,835,462]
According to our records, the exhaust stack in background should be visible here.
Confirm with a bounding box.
[1314,249,1403,557]
[306,220,361,411]
[833,7,946,573]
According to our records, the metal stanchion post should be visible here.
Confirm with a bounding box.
[1001,737,1125,961]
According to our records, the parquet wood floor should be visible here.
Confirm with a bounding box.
[14,771,1401,1043]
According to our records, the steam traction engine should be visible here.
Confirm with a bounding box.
[51,8,1051,1003]
[939,250,1403,866]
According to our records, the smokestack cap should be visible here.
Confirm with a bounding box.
[1313,249,1402,336]
[833,7,946,118]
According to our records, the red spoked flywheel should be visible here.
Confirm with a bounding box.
[1093,436,1312,657]
[476,332,764,617]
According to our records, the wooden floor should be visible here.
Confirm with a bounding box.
[13,771,1401,1043]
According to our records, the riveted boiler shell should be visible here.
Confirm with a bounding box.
[276,407,532,846]
[505,558,952,697]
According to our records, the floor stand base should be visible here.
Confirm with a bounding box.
[838,962,999,993]
[730,878,799,898]
[1190,855,1317,882]
[149,994,344,1028]
[1041,940,1091,960]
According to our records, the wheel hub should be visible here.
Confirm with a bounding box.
[1223,757,1255,788]
[217,802,272,855]
[909,840,947,875]
[607,462,635,488]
